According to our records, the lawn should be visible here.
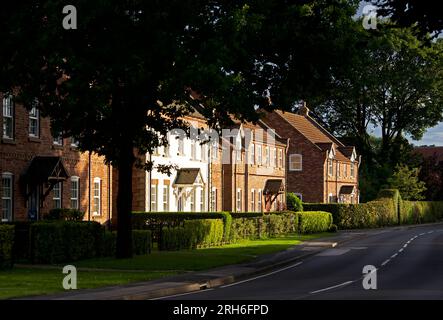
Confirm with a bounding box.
[0,233,332,299]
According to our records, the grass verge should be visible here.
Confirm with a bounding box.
[0,232,332,299]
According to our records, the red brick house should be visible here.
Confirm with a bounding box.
[210,120,288,212]
[1,92,114,224]
[262,105,360,204]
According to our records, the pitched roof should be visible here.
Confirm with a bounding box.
[273,110,354,162]
[24,156,69,185]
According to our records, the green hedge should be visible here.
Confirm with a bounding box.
[298,211,332,234]
[44,208,85,221]
[159,219,224,251]
[30,221,103,264]
[400,201,443,224]
[0,225,14,269]
[133,211,232,242]
[303,189,399,229]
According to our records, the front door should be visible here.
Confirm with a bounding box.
[28,187,39,221]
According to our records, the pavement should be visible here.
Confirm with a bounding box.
[21,222,443,300]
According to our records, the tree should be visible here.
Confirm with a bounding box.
[0,0,362,258]
[374,0,443,37]
[418,155,443,201]
[313,27,443,165]
[387,164,427,200]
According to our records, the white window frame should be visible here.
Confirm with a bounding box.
[93,178,101,215]
[236,188,242,212]
[150,184,157,212]
[28,106,39,138]
[337,162,341,177]
[53,132,63,146]
[272,148,277,167]
[328,193,335,203]
[178,137,185,156]
[344,163,347,177]
[2,95,14,139]
[278,149,283,168]
[190,139,196,160]
[289,154,302,171]
[257,145,263,165]
[251,189,256,212]
[328,159,334,176]
[294,193,303,201]
[199,187,205,212]
[200,143,207,161]
[190,188,195,211]
[212,140,218,160]
[258,189,262,212]
[70,176,79,209]
[71,137,79,148]
[236,137,242,162]
[1,173,13,222]
[351,162,355,178]
[162,184,169,212]
[250,143,255,165]
[210,187,217,211]
[265,146,270,166]
[53,182,62,209]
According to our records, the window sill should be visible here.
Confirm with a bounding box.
[28,136,41,142]
[1,138,16,145]
[52,144,64,150]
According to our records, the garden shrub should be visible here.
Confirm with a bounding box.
[287,193,303,212]
[298,211,332,234]
[0,224,14,269]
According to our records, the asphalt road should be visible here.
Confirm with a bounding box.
[162,223,443,300]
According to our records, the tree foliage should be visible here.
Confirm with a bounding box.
[0,0,361,257]
[387,164,427,200]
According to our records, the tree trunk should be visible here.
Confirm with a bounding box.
[116,144,135,259]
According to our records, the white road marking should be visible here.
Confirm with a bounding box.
[151,288,214,300]
[398,248,404,253]
[420,233,425,236]
[391,253,398,258]
[220,262,303,288]
[310,281,354,294]
[381,259,390,266]
[403,244,408,248]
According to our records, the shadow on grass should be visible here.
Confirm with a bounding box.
[73,233,333,272]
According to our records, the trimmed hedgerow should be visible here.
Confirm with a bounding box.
[298,211,332,234]
[159,219,224,251]
[400,201,443,224]
[0,224,14,269]
[132,211,232,242]
[303,190,398,230]
[29,221,103,264]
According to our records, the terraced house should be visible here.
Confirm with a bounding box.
[263,105,360,204]
[210,120,288,212]
[0,92,114,224]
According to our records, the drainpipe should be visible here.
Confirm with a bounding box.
[88,151,91,221]
[107,164,111,229]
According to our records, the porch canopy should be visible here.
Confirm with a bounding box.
[173,168,203,187]
[339,185,355,195]
[263,179,284,195]
[22,156,69,200]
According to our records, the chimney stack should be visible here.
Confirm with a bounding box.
[298,101,310,116]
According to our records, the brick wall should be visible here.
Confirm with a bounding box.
[0,93,113,224]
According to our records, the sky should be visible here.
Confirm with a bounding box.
[356,1,443,147]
